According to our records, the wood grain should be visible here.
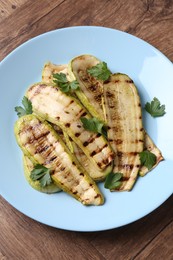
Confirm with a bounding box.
[0,0,173,259]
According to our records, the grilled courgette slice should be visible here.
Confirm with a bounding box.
[139,131,164,176]
[26,83,113,175]
[14,115,104,205]
[23,155,61,193]
[68,55,105,122]
[103,73,144,191]
[42,62,69,83]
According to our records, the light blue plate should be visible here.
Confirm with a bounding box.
[0,26,173,232]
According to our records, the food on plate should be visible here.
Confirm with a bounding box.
[23,155,61,193]
[26,83,114,174]
[14,54,164,205]
[14,114,104,205]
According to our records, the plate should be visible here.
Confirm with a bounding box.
[0,26,173,232]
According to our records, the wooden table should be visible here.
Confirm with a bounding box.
[0,1,173,259]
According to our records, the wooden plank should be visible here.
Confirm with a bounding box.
[0,0,64,60]
[134,221,173,259]
[0,0,27,22]
[0,196,105,260]
[90,195,173,260]
[0,0,147,61]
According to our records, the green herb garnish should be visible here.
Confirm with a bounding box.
[139,150,157,170]
[30,164,52,187]
[145,97,166,117]
[87,62,111,81]
[104,172,123,190]
[15,96,33,117]
[53,73,79,93]
[80,117,107,137]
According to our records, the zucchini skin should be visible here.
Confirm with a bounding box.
[14,114,104,206]
[68,55,105,122]
[26,83,114,174]
[23,155,61,193]
[103,73,144,191]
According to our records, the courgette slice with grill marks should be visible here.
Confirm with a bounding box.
[68,55,105,122]
[53,124,107,181]
[139,131,164,176]
[14,115,104,205]
[42,62,69,83]
[103,73,144,191]
[23,155,61,193]
[26,83,114,174]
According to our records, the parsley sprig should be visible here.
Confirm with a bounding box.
[80,117,107,138]
[104,172,123,190]
[87,62,111,81]
[139,150,156,170]
[145,97,166,117]
[30,164,52,187]
[53,73,79,93]
[15,96,33,117]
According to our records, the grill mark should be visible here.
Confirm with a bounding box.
[94,94,102,103]
[114,80,120,83]
[35,144,50,154]
[129,151,138,156]
[126,79,133,83]
[88,84,97,92]
[49,156,57,163]
[90,150,97,156]
[81,111,87,117]
[91,144,108,157]
[34,130,50,141]
[75,108,84,118]
[82,133,99,147]
[122,164,134,170]
[83,141,89,147]
[29,84,47,97]
[106,91,114,98]
[77,124,82,128]
[80,173,84,176]
[122,176,130,181]
[94,194,101,199]
[115,139,123,145]
[25,130,50,145]
[97,162,102,168]
[65,123,70,127]
[75,133,81,137]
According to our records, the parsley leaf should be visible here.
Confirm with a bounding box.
[104,172,123,190]
[87,62,111,81]
[145,97,166,117]
[53,73,79,93]
[139,150,156,170]
[30,164,52,187]
[80,117,107,137]
[15,96,33,117]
